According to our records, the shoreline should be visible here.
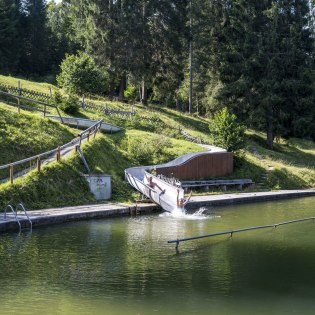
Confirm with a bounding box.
[187,189,315,209]
[1,189,315,233]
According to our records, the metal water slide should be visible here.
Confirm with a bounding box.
[125,145,226,212]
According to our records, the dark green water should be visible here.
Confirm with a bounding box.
[1,197,315,315]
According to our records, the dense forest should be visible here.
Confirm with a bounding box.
[0,0,315,148]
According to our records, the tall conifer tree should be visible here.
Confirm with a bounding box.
[0,0,21,73]
[19,0,49,75]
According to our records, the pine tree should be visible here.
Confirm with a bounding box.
[200,0,315,148]
[19,0,50,76]
[0,0,21,73]
[46,1,79,74]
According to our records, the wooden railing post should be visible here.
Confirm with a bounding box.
[10,165,13,185]
[56,146,61,162]
[18,81,21,96]
[87,130,90,142]
[37,157,41,172]
[82,95,85,109]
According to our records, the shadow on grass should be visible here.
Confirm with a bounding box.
[267,168,309,189]
[229,156,266,184]
[247,133,315,169]
[147,105,210,133]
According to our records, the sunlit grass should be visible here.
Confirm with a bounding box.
[0,75,315,210]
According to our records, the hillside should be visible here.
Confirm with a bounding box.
[0,76,314,210]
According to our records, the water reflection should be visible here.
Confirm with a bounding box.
[0,197,315,314]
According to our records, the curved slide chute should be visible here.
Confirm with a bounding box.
[125,146,226,212]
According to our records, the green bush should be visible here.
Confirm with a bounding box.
[57,52,108,95]
[126,134,172,164]
[60,94,80,115]
[124,85,138,101]
[209,107,246,152]
[52,91,80,115]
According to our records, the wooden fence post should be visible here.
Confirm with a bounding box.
[56,146,61,162]
[18,81,21,96]
[87,130,90,142]
[10,165,14,185]
[37,157,41,172]
[82,95,85,109]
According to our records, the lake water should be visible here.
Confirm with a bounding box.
[1,196,315,315]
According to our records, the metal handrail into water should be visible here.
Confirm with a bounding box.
[168,216,315,250]
[4,205,21,230]
[16,203,32,230]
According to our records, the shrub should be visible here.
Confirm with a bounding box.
[52,91,80,115]
[57,52,108,95]
[126,134,172,165]
[209,107,246,152]
[124,85,138,101]
[60,94,80,115]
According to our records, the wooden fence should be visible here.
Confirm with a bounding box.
[0,82,136,117]
[0,90,64,122]
[0,82,52,103]
[0,120,103,185]
[82,100,136,117]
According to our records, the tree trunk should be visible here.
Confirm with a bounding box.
[141,81,147,105]
[175,96,181,110]
[266,108,274,150]
[109,80,116,100]
[118,76,126,101]
[139,85,142,101]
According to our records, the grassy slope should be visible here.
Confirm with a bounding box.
[0,76,314,210]
[0,75,58,94]
[0,102,76,164]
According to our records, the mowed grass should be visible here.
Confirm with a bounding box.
[0,75,315,210]
[0,102,76,166]
[0,75,58,94]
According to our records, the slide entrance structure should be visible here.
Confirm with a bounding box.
[125,146,233,212]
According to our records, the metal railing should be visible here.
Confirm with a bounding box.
[16,203,32,230]
[168,216,315,251]
[4,204,21,230]
[2,203,32,231]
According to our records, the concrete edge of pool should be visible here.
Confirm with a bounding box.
[1,189,315,233]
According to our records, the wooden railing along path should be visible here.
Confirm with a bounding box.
[0,82,135,117]
[0,120,103,185]
[0,90,64,122]
[0,82,207,144]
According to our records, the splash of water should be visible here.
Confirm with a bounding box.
[159,207,220,220]
[191,207,207,216]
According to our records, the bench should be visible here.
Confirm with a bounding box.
[181,179,254,192]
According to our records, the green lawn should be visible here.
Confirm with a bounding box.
[0,75,315,210]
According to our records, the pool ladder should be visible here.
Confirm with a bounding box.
[4,203,32,231]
